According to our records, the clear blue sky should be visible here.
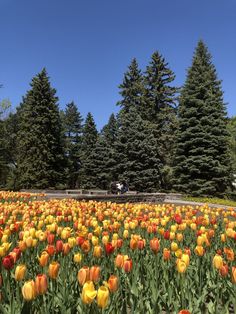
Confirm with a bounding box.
[0,0,235,129]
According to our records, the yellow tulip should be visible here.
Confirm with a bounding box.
[74,253,82,263]
[81,281,97,304]
[22,280,36,301]
[213,254,223,270]
[176,259,187,273]
[97,286,109,308]
[15,264,27,281]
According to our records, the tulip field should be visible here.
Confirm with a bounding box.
[0,192,236,313]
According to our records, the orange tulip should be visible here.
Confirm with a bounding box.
[123,258,132,273]
[115,254,124,268]
[150,238,160,254]
[78,266,90,286]
[108,275,118,292]
[89,266,100,282]
[81,240,90,253]
[224,248,234,261]
[35,274,48,295]
[220,263,229,277]
[163,248,171,261]
[130,239,138,250]
[63,243,71,255]
[38,251,49,267]
[48,261,60,279]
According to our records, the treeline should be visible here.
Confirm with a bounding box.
[0,40,235,196]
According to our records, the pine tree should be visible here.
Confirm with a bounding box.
[87,134,116,189]
[117,58,145,113]
[79,112,98,188]
[101,113,118,146]
[16,68,66,189]
[227,117,236,172]
[87,114,119,189]
[174,41,232,196]
[144,51,178,190]
[62,102,83,188]
[114,107,163,192]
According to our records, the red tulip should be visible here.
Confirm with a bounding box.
[105,243,114,255]
[2,255,14,270]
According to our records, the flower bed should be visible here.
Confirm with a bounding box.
[0,195,235,313]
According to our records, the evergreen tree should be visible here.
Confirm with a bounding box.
[227,117,236,173]
[87,133,116,189]
[117,58,145,113]
[174,41,232,196]
[144,51,178,190]
[62,102,83,188]
[101,113,118,146]
[88,114,119,189]
[114,107,163,192]
[16,68,66,189]
[79,112,98,188]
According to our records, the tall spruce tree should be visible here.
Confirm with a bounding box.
[79,112,98,188]
[174,41,232,196]
[88,114,118,189]
[117,58,145,113]
[114,107,163,192]
[62,102,83,188]
[16,69,65,188]
[144,52,178,190]
[101,113,118,146]
[227,117,236,173]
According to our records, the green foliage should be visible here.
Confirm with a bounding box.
[79,112,98,188]
[143,51,178,190]
[114,107,163,192]
[61,102,83,188]
[227,116,236,172]
[174,41,232,197]
[16,68,66,189]
[117,58,145,114]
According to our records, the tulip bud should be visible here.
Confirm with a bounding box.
[2,254,14,270]
[220,263,229,277]
[176,259,187,273]
[38,251,49,267]
[163,248,171,261]
[56,240,64,253]
[35,274,48,295]
[150,238,160,254]
[171,242,178,252]
[15,264,26,281]
[63,243,71,255]
[89,266,100,282]
[97,286,109,308]
[48,261,60,279]
[77,266,90,286]
[108,275,118,292]
[123,258,132,273]
[73,253,82,263]
[213,254,223,270]
[22,280,36,301]
[93,245,102,258]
